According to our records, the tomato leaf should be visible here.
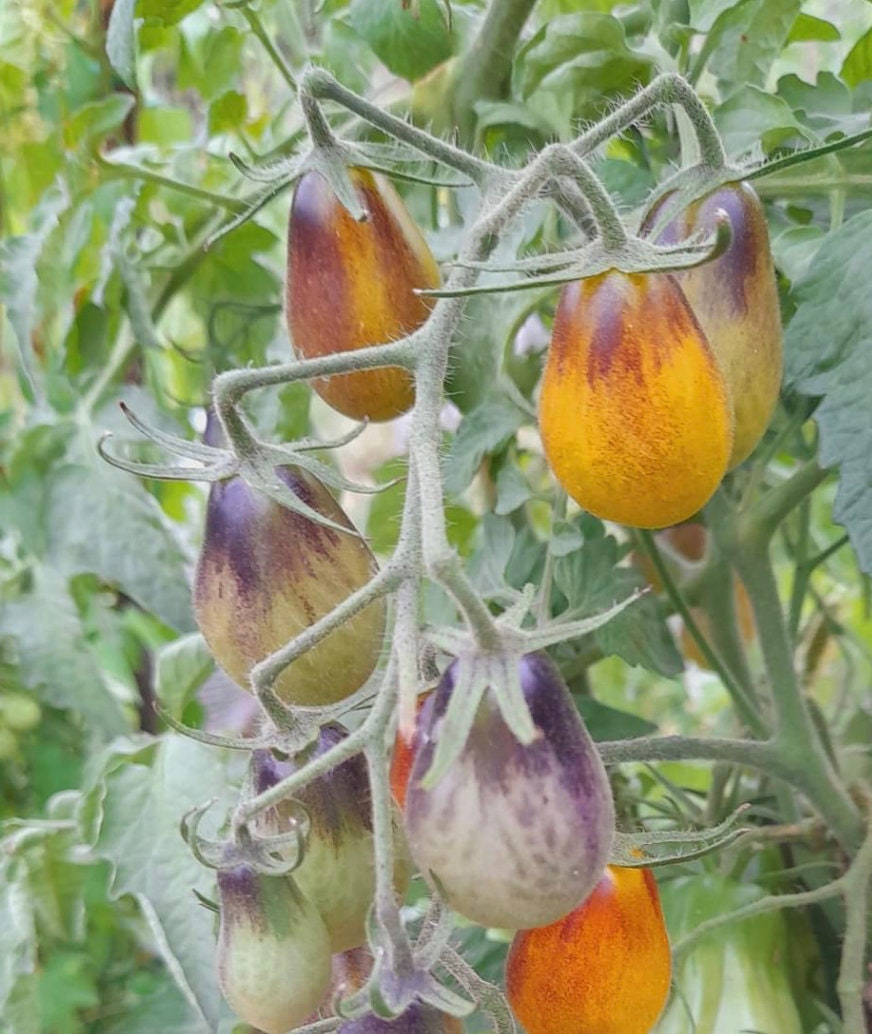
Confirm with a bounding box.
[345,0,457,82]
[0,568,130,739]
[785,209,872,576]
[86,735,243,1032]
[107,0,138,89]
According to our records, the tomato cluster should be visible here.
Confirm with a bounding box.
[541,181,783,529]
[197,167,791,1033]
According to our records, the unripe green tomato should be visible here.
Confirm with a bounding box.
[0,727,18,761]
[0,694,41,733]
[216,866,331,1034]
[252,726,411,953]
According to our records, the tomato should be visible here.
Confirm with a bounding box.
[338,1003,463,1032]
[389,691,432,810]
[642,182,783,468]
[216,865,331,1034]
[505,866,671,1034]
[404,652,615,930]
[193,465,386,706]
[252,725,410,953]
[539,271,733,529]
[286,167,441,422]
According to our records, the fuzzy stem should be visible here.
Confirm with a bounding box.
[239,5,297,92]
[598,735,780,774]
[299,67,496,183]
[571,73,727,170]
[836,818,872,1031]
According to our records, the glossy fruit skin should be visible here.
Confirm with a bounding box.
[643,182,783,468]
[404,652,615,930]
[252,725,410,953]
[338,1003,463,1033]
[655,875,803,1033]
[539,271,733,529]
[216,865,331,1034]
[505,866,671,1034]
[286,167,441,421]
[193,466,386,706]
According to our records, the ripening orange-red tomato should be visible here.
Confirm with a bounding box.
[539,271,733,529]
[286,167,441,422]
[505,866,671,1034]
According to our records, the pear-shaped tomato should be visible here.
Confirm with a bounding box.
[642,182,783,468]
[286,168,441,422]
[539,271,733,529]
[339,1003,463,1033]
[216,864,331,1034]
[252,724,410,953]
[193,466,386,706]
[404,652,615,930]
[506,866,671,1034]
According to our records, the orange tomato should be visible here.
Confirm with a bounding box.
[539,271,733,529]
[286,168,441,422]
[505,866,671,1034]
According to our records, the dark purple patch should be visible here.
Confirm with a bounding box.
[694,184,759,316]
[252,724,372,846]
[217,864,266,932]
[339,1003,449,1033]
[585,275,639,384]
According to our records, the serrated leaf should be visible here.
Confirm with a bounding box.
[0,855,39,1034]
[467,514,516,598]
[714,85,807,157]
[45,461,194,634]
[89,735,240,1031]
[155,634,214,719]
[345,0,455,81]
[515,12,653,113]
[444,396,525,495]
[842,25,872,88]
[0,567,129,739]
[707,0,800,90]
[0,184,69,400]
[784,210,872,575]
[554,531,682,676]
[107,0,137,88]
[788,13,840,44]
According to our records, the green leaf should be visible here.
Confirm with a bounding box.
[842,25,872,88]
[208,90,247,136]
[45,459,194,634]
[107,0,138,88]
[366,458,408,555]
[467,514,516,599]
[714,85,808,157]
[574,696,658,741]
[554,528,682,677]
[494,463,532,516]
[784,210,872,575]
[0,184,69,400]
[0,855,39,1034]
[345,0,456,82]
[64,94,136,151]
[787,13,840,44]
[88,735,241,1031]
[0,567,129,739]
[515,12,653,118]
[154,634,214,719]
[443,396,526,496]
[137,0,206,26]
[706,0,800,90]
